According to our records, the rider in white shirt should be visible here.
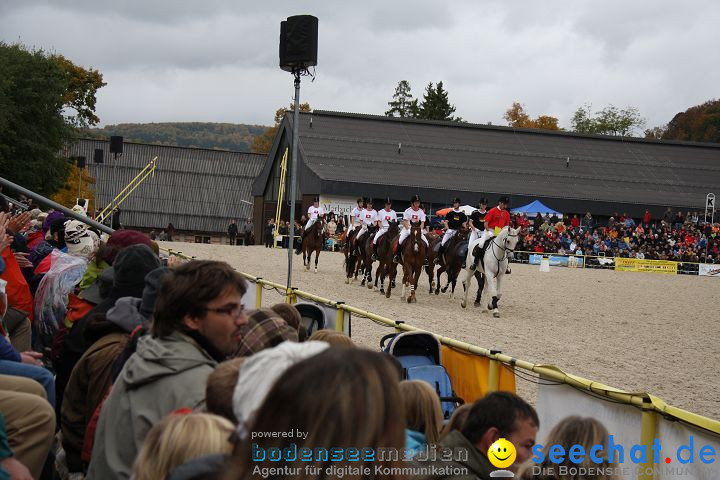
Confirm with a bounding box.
[356,198,378,243]
[371,198,397,260]
[305,198,325,230]
[394,195,429,264]
[348,197,365,244]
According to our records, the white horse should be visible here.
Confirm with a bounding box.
[460,226,520,317]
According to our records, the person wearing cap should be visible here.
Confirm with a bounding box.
[437,198,468,264]
[394,195,429,264]
[468,198,489,247]
[54,244,162,419]
[371,199,397,260]
[298,198,325,247]
[87,260,248,479]
[355,198,378,244]
[60,267,172,477]
[472,196,512,271]
[347,197,365,246]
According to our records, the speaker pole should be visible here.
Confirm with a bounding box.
[287,70,301,290]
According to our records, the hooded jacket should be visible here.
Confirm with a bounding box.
[412,430,497,480]
[87,331,217,480]
[60,297,145,473]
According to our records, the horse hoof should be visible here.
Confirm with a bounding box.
[488,304,493,311]
[379,288,385,294]
[386,291,391,299]
[461,301,466,309]
[344,278,349,284]
[314,268,317,274]
[493,311,500,318]
[305,265,310,271]
[434,290,439,295]
[367,284,373,290]
[474,301,480,308]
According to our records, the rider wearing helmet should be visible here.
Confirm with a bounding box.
[470,196,512,271]
[394,195,429,265]
[348,197,365,245]
[371,198,397,260]
[297,197,325,252]
[468,197,489,246]
[436,197,467,264]
[355,198,377,244]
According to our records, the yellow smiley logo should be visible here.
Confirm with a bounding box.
[488,438,516,469]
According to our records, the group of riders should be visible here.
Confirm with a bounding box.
[298,193,513,271]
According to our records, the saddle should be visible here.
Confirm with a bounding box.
[472,240,491,270]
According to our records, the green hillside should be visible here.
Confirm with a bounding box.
[85,122,269,152]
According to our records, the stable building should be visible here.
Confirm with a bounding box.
[68,139,266,243]
[252,110,720,244]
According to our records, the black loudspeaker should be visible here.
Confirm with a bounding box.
[94,149,104,164]
[279,15,318,72]
[110,136,123,154]
[76,156,86,169]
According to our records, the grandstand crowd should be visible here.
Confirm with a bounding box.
[515,210,720,264]
[0,195,710,479]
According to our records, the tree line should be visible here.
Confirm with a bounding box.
[384,79,720,142]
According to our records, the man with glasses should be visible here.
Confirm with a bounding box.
[88,260,247,479]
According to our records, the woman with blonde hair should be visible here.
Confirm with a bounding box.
[132,412,234,480]
[518,416,619,480]
[399,380,444,454]
[439,402,472,441]
[308,329,356,348]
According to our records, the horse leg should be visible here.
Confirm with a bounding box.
[460,266,472,309]
[314,248,320,273]
[409,268,421,303]
[474,271,484,307]
[435,266,445,295]
[486,271,500,317]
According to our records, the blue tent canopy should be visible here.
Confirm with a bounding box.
[511,200,562,216]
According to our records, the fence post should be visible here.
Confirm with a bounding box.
[335,302,345,332]
[639,400,657,480]
[488,350,501,393]
[255,278,263,308]
[286,287,297,305]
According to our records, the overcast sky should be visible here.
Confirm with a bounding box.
[2,0,718,131]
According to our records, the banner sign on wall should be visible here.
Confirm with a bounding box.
[615,258,678,274]
[698,263,720,277]
[529,254,585,268]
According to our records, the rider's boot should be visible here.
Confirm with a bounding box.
[370,243,376,261]
[435,244,444,265]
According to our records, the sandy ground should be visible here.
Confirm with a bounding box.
[160,242,720,421]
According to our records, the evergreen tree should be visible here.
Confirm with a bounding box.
[417,81,458,121]
[385,80,415,117]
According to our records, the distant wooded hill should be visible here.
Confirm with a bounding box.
[85,122,269,151]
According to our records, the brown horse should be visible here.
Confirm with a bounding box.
[357,225,378,287]
[372,221,400,297]
[434,226,470,298]
[296,216,325,273]
[400,224,427,304]
[425,232,441,294]
[343,225,366,284]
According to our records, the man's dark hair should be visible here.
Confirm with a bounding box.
[78,198,86,207]
[461,391,539,444]
[152,260,247,338]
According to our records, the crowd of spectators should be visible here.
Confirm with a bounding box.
[516,208,720,264]
[0,194,707,480]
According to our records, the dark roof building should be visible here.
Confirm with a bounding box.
[252,110,720,236]
[69,139,265,234]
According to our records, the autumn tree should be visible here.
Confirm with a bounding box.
[0,42,106,196]
[571,104,645,136]
[503,102,560,130]
[251,102,311,154]
[655,99,720,143]
[51,164,96,210]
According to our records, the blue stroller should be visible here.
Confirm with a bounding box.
[381,331,464,419]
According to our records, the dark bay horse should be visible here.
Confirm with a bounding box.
[401,224,427,304]
[357,225,378,287]
[425,232,441,294]
[434,226,470,299]
[296,216,326,273]
[372,221,400,297]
